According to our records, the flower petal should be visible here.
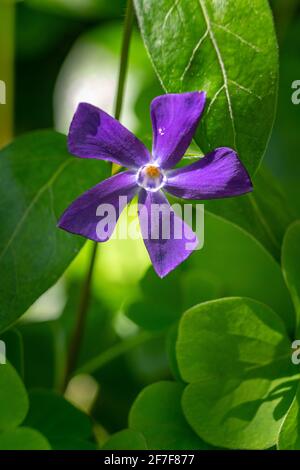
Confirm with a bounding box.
[68,103,150,168]
[165,147,253,200]
[151,92,206,169]
[138,190,198,278]
[58,171,138,242]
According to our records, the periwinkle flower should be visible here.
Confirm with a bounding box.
[58,92,252,277]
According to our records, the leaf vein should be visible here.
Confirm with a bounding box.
[198,0,237,149]
[212,22,261,53]
[0,159,73,263]
[180,30,209,81]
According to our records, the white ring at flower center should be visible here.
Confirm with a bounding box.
[136,164,166,192]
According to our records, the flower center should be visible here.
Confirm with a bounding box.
[136,164,166,192]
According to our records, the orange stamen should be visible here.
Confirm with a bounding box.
[145,165,161,178]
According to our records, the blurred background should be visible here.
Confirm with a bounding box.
[0,0,299,442]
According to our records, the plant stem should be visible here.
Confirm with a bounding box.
[114,0,134,121]
[0,0,15,148]
[62,0,135,391]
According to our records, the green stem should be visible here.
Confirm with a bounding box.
[0,0,15,148]
[114,0,134,121]
[76,331,159,376]
[62,0,135,391]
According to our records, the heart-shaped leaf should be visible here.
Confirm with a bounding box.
[0,427,51,450]
[0,362,28,432]
[176,297,297,449]
[129,381,214,449]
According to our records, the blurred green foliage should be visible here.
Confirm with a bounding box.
[0,0,299,451]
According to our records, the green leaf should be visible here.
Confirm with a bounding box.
[60,282,116,369]
[0,131,109,333]
[202,167,296,261]
[0,427,51,450]
[134,0,278,175]
[190,211,295,334]
[176,298,296,449]
[24,390,94,450]
[126,270,182,331]
[278,383,300,450]
[0,362,28,432]
[20,321,62,390]
[282,221,300,334]
[102,429,148,450]
[166,323,182,382]
[126,263,219,331]
[129,381,214,450]
[0,329,24,378]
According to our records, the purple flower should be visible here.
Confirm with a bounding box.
[58,92,252,277]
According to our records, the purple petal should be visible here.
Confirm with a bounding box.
[68,103,150,168]
[151,92,206,169]
[138,190,198,278]
[58,171,138,242]
[165,147,253,200]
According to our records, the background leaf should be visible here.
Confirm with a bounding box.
[278,382,300,450]
[0,329,24,378]
[0,362,28,432]
[134,0,278,175]
[26,0,125,20]
[0,427,51,450]
[24,390,95,450]
[102,429,147,450]
[176,297,296,449]
[201,167,296,261]
[0,131,109,333]
[282,221,300,334]
[129,381,214,450]
[19,321,63,390]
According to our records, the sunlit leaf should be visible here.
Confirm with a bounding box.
[102,429,147,450]
[177,297,296,449]
[282,221,300,334]
[134,0,278,175]
[0,427,51,450]
[0,362,28,432]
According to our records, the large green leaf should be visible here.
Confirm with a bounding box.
[278,383,300,450]
[127,208,295,334]
[0,131,109,333]
[176,298,297,449]
[191,211,295,333]
[134,0,278,175]
[129,381,213,450]
[24,390,94,450]
[282,221,300,334]
[202,168,296,261]
[0,362,28,432]
[0,329,24,378]
[0,427,51,450]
